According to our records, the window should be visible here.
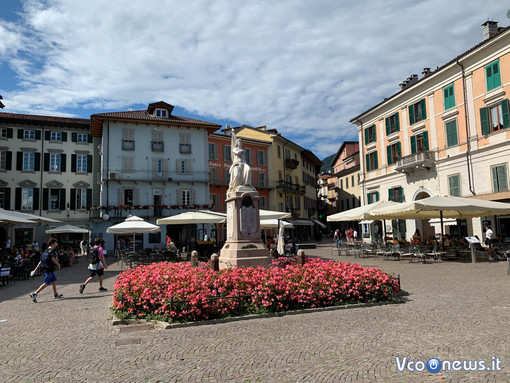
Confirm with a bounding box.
[155,109,168,118]
[49,153,61,172]
[0,152,6,170]
[410,132,429,153]
[279,202,284,211]
[340,179,343,189]
[295,196,301,210]
[224,145,231,162]
[50,131,62,142]
[278,170,282,180]
[210,193,219,211]
[364,124,376,144]
[346,177,349,188]
[277,145,281,158]
[408,99,426,125]
[386,142,402,165]
[351,175,355,186]
[486,60,501,92]
[181,190,191,205]
[77,133,88,143]
[385,112,400,135]
[365,151,378,172]
[223,169,230,185]
[22,188,34,210]
[122,156,135,172]
[77,155,87,173]
[480,100,510,135]
[209,143,218,160]
[260,196,267,209]
[257,150,266,166]
[179,133,191,154]
[443,84,455,110]
[492,164,508,193]
[124,189,133,205]
[1,128,7,138]
[24,130,35,140]
[0,188,6,209]
[76,189,88,210]
[388,186,404,202]
[122,129,135,150]
[209,167,219,183]
[258,173,267,187]
[445,120,458,147]
[448,174,461,196]
[23,152,35,171]
[177,159,191,174]
[245,148,252,164]
[151,131,164,152]
[366,191,379,205]
[49,189,60,210]
[285,149,291,160]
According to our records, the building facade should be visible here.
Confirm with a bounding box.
[90,101,221,251]
[352,21,510,241]
[0,112,92,247]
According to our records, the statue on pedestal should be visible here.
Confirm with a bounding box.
[228,130,254,192]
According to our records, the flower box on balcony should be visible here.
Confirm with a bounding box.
[285,159,299,169]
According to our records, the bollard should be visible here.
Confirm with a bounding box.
[190,250,198,267]
[210,253,219,271]
[297,249,306,265]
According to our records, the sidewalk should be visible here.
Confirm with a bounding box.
[1,245,510,382]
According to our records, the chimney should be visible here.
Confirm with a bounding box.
[408,74,418,86]
[482,20,498,41]
[257,125,267,131]
[422,68,431,78]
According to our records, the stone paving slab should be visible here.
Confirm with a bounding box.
[1,243,510,382]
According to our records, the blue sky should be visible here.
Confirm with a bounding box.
[0,1,508,159]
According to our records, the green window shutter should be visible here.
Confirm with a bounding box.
[408,105,415,125]
[398,186,404,202]
[498,166,508,192]
[501,99,510,129]
[374,151,378,170]
[423,131,429,150]
[375,191,380,202]
[480,107,490,135]
[410,136,417,154]
[395,112,400,132]
[486,61,501,91]
[443,88,449,110]
[446,120,458,147]
[366,153,370,172]
[388,188,394,201]
[420,99,426,120]
[397,142,402,158]
[444,85,455,110]
[372,125,376,142]
[385,117,390,136]
[387,145,392,165]
[492,167,499,192]
[364,128,369,145]
[367,193,372,205]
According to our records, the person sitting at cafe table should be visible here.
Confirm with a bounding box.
[412,229,422,245]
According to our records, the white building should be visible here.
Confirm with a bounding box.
[90,101,221,251]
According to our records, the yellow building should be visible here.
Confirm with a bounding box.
[351,21,510,241]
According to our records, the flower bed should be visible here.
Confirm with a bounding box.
[112,258,400,323]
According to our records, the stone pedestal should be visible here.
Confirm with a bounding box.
[219,187,272,269]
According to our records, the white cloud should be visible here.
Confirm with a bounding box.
[0,0,508,158]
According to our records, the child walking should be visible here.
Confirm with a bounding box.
[30,238,63,302]
[79,238,108,294]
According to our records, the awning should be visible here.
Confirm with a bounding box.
[428,218,457,226]
[360,220,374,224]
[311,219,326,228]
[286,219,314,226]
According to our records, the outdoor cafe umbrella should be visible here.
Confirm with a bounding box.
[0,209,61,224]
[277,223,285,256]
[156,211,226,225]
[327,200,401,222]
[45,224,90,234]
[106,215,160,251]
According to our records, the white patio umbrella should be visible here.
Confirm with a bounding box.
[260,219,294,229]
[0,209,61,224]
[277,223,285,256]
[107,215,160,251]
[156,211,226,225]
[259,210,292,220]
[46,224,90,234]
[327,200,401,221]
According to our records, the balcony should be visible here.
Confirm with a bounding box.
[395,151,435,174]
[285,158,299,169]
[276,180,305,195]
[105,169,209,183]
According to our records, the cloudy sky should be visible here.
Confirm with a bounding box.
[0,0,508,159]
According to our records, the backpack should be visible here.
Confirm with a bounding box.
[40,249,55,272]
[88,246,100,264]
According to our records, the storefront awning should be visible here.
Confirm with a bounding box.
[286,219,314,226]
[311,219,326,228]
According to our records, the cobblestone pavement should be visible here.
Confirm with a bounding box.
[1,244,510,382]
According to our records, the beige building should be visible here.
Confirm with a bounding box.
[351,21,510,241]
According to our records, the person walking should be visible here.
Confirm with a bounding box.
[79,238,108,294]
[29,238,63,302]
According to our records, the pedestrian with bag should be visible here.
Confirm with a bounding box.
[29,238,63,302]
[79,238,108,294]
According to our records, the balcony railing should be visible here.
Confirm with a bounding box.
[285,158,299,169]
[276,180,305,195]
[395,151,435,174]
[105,169,209,183]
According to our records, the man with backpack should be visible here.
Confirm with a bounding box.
[79,238,108,294]
[29,238,63,302]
